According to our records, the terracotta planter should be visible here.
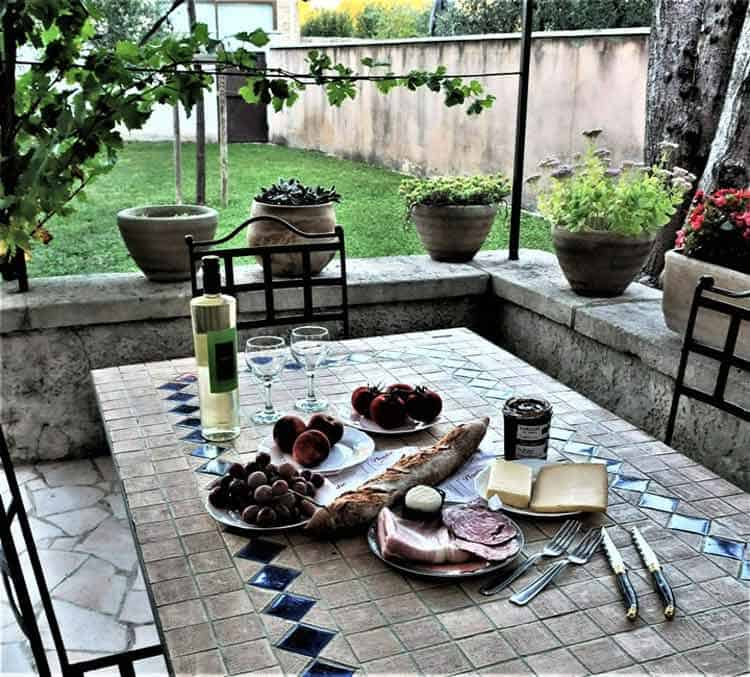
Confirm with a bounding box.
[411,204,497,262]
[552,227,655,297]
[117,205,218,282]
[248,201,337,277]
[662,249,750,357]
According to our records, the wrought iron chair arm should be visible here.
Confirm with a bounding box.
[186,215,342,248]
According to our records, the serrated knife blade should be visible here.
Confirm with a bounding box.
[631,526,675,619]
[601,528,638,620]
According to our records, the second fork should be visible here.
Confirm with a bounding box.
[479,519,581,596]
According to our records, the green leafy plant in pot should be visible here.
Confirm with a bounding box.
[249,178,342,277]
[399,173,511,262]
[534,132,694,296]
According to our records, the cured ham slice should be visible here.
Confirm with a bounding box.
[377,507,472,564]
[306,418,489,537]
[442,501,518,546]
[376,507,521,563]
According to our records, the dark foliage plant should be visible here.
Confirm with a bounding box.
[255,179,342,206]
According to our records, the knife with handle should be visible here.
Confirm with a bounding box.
[631,526,675,619]
[601,527,638,620]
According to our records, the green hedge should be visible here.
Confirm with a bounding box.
[435,0,653,36]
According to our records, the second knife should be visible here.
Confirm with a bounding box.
[601,527,638,620]
[632,525,676,619]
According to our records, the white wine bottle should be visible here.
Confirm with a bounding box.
[190,256,240,442]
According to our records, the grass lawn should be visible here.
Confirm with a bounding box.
[29,142,552,277]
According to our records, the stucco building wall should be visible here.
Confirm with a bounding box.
[267,29,649,202]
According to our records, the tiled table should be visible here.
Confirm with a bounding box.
[92,328,750,676]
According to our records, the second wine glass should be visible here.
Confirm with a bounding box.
[290,325,330,412]
[245,336,287,425]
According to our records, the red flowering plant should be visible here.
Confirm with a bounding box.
[677,188,750,275]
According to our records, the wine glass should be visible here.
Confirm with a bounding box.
[245,336,288,425]
[290,326,330,412]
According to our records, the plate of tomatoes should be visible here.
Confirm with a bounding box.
[339,384,443,435]
[258,413,375,476]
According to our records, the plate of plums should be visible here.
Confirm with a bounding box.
[339,383,443,435]
[205,452,337,532]
[259,413,375,476]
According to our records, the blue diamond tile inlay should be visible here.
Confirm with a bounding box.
[191,444,224,459]
[159,382,189,391]
[606,461,623,475]
[264,593,316,622]
[668,513,710,536]
[740,561,750,580]
[182,429,205,443]
[176,374,198,383]
[249,564,300,591]
[170,403,200,415]
[564,442,598,456]
[196,459,232,476]
[176,417,202,429]
[613,475,650,493]
[277,624,335,658]
[302,660,355,677]
[704,535,746,561]
[167,391,196,402]
[236,538,286,563]
[639,493,679,513]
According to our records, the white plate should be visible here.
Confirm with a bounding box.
[205,476,337,533]
[337,406,442,436]
[367,505,525,579]
[474,461,582,518]
[259,426,375,476]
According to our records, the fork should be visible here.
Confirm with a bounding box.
[479,519,581,596]
[510,528,604,605]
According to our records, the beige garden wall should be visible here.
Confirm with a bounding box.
[267,28,649,203]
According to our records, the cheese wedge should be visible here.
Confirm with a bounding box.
[529,463,608,513]
[486,460,533,509]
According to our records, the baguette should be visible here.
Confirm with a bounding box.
[306,417,489,537]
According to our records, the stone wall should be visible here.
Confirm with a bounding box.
[267,29,649,204]
[2,250,748,489]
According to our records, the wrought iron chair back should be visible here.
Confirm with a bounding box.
[186,215,349,337]
[665,275,750,445]
[0,426,164,677]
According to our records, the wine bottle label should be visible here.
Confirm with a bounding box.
[207,327,238,393]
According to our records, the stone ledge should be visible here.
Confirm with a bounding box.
[0,255,488,334]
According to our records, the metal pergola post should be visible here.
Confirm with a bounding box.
[508,0,534,261]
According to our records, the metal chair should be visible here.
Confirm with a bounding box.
[186,215,350,337]
[0,426,164,677]
[665,275,750,444]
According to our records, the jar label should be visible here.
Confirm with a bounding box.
[517,422,550,441]
[516,442,548,459]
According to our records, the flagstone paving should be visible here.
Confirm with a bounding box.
[0,456,168,676]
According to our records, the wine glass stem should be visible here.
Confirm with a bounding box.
[306,370,316,402]
[263,378,274,413]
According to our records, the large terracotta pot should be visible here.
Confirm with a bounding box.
[552,227,655,297]
[248,201,337,277]
[662,249,750,357]
[411,204,497,262]
[117,204,218,282]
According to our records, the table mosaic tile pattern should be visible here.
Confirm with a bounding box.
[92,328,750,676]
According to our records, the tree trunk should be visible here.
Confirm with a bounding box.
[172,104,183,204]
[217,68,229,208]
[700,7,750,190]
[187,0,206,205]
[642,0,749,283]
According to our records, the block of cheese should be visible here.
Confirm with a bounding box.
[486,460,533,509]
[529,463,608,513]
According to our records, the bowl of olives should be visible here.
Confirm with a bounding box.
[204,451,333,532]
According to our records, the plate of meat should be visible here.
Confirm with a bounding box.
[367,501,524,579]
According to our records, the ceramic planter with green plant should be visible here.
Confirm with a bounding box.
[399,173,511,262]
[249,178,342,277]
[663,187,750,356]
[533,131,694,296]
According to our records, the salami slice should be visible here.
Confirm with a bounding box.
[442,501,518,546]
[454,536,520,562]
